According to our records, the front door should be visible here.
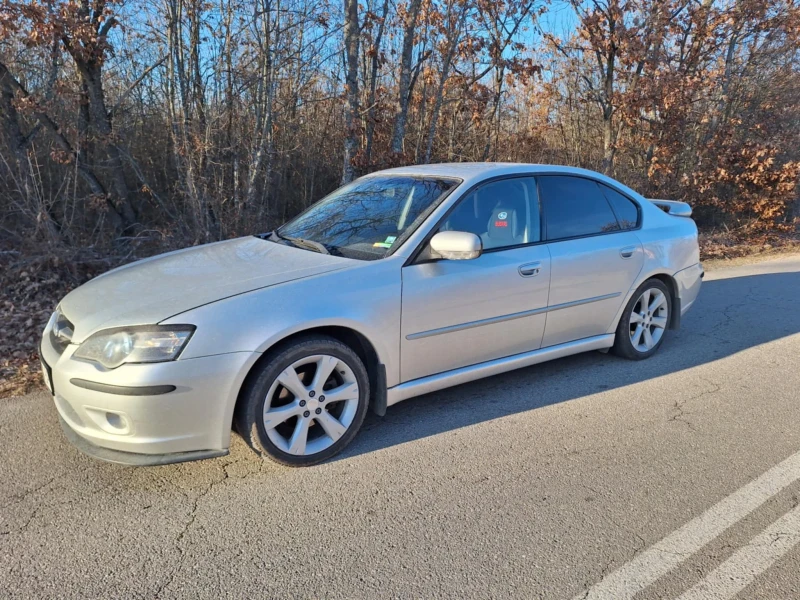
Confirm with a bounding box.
[400,177,552,383]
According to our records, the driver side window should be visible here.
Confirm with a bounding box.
[439,177,540,250]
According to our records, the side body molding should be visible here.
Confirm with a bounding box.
[387,334,614,406]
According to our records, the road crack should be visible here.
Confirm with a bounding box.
[667,377,721,429]
[699,284,760,343]
[154,456,252,598]
[1,468,138,536]
[0,476,56,510]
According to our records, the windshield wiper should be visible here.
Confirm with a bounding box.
[289,237,329,255]
[273,231,329,255]
[264,230,339,255]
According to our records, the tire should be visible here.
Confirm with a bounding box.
[612,278,672,360]
[234,335,370,467]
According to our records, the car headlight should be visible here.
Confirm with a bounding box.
[73,326,195,369]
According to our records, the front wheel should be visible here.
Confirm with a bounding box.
[612,279,672,360]
[234,335,370,467]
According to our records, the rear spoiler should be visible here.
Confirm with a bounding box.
[647,199,692,217]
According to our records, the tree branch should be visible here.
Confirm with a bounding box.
[109,54,168,118]
[0,61,122,222]
[98,16,118,38]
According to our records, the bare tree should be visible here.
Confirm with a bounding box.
[0,0,797,251]
[342,0,361,182]
[390,0,424,156]
[422,0,470,164]
[363,0,391,166]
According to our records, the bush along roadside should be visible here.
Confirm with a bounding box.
[0,251,127,397]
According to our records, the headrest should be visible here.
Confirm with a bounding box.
[487,206,518,240]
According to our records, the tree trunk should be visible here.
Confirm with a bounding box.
[423,8,467,164]
[706,21,741,142]
[600,38,616,174]
[0,64,62,243]
[481,66,505,161]
[0,61,123,232]
[63,3,138,231]
[78,61,137,226]
[364,0,390,166]
[390,0,423,157]
[601,106,615,174]
[342,0,361,183]
[245,0,278,221]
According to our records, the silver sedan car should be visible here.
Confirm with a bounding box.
[41,163,703,466]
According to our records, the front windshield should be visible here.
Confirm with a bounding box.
[276,175,460,260]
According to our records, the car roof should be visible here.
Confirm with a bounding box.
[372,162,519,177]
[363,162,644,200]
[366,162,603,182]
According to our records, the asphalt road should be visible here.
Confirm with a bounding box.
[2,255,800,599]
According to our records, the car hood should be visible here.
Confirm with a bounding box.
[59,236,352,342]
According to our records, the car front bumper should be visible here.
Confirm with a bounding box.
[40,328,256,465]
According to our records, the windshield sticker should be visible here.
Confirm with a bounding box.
[373,235,397,249]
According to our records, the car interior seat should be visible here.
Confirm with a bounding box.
[483,180,529,249]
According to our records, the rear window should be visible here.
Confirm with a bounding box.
[599,183,640,229]
[538,176,620,240]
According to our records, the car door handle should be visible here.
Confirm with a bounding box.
[619,246,637,259]
[518,262,541,277]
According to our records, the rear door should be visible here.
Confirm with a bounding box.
[538,175,644,348]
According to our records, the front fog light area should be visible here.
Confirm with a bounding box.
[73,326,195,369]
[105,412,125,430]
[82,407,131,435]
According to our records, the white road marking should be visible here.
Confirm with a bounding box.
[575,449,800,599]
[677,504,800,600]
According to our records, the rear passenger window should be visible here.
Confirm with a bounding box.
[538,175,620,240]
[599,183,639,229]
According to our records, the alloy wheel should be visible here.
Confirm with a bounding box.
[262,355,360,456]
[629,288,669,352]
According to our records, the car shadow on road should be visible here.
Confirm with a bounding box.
[336,269,800,462]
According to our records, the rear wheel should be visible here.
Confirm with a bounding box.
[612,279,672,360]
[235,335,370,466]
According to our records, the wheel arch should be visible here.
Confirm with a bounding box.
[231,325,387,435]
[609,271,681,336]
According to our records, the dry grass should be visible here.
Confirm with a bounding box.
[0,251,128,399]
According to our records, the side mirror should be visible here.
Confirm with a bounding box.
[429,231,482,260]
